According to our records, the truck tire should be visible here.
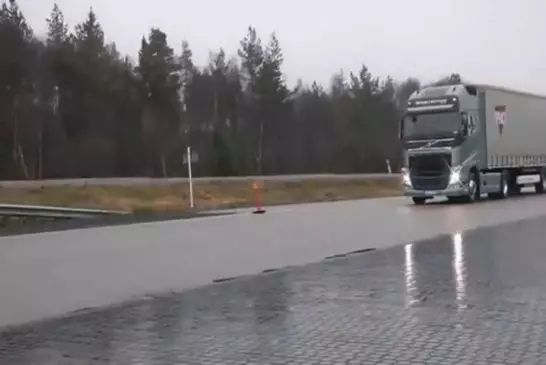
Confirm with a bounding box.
[488,171,509,199]
[412,197,426,205]
[464,170,480,203]
[506,171,521,196]
[535,172,544,194]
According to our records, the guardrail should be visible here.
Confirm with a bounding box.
[0,204,128,219]
[0,173,398,188]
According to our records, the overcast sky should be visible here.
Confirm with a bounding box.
[17,0,546,92]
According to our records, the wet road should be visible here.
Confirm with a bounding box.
[2,215,546,364]
[3,194,546,328]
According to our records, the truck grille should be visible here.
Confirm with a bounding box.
[409,154,451,190]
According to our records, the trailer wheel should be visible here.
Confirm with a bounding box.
[488,171,509,199]
[535,171,544,194]
[507,171,521,196]
[500,174,509,198]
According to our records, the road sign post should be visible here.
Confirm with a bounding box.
[186,146,194,209]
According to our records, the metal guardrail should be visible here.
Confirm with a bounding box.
[0,173,398,188]
[0,204,128,219]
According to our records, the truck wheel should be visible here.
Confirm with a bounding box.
[507,171,521,195]
[488,171,509,199]
[535,173,544,194]
[465,171,480,203]
[412,197,426,205]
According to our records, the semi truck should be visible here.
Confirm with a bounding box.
[399,83,546,205]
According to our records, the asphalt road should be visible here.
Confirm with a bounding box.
[2,211,546,364]
[1,193,546,329]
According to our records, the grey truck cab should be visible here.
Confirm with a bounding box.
[400,83,546,205]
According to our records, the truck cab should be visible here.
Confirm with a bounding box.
[400,84,482,204]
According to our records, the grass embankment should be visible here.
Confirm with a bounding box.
[0,178,402,213]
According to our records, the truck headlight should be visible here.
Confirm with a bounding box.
[449,167,461,185]
[401,168,411,186]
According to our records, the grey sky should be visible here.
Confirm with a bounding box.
[17,0,546,93]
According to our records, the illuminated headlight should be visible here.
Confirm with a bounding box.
[401,168,412,186]
[449,167,462,185]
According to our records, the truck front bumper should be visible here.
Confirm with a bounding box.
[403,183,470,198]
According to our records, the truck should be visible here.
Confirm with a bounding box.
[399,83,546,205]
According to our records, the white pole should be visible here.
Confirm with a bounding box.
[386,159,392,174]
[187,146,194,208]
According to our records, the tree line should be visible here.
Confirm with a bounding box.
[0,0,461,179]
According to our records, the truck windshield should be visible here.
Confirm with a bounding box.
[403,112,460,139]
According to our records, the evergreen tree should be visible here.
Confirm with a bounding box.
[137,27,181,176]
[0,0,34,94]
[395,77,421,110]
[74,8,104,59]
[0,0,38,178]
[0,8,448,179]
[237,26,265,172]
[238,26,263,93]
[46,3,68,46]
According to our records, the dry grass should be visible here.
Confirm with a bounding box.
[0,178,402,213]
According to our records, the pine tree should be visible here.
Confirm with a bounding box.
[137,28,181,176]
[238,26,263,94]
[44,3,69,109]
[395,78,421,110]
[46,3,68,46]
[257,33,288,104]
[0,0,34,93]
[179,39,196,108]
[138,28,181,107]
[0,0,32,41]
[0,0,38,178]
[74,8,105,59]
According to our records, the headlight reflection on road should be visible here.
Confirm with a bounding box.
[452,232,467,306]
[404,243,419,307]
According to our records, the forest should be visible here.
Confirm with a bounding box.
[0,0,462,179]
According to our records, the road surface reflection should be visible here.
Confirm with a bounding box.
[3,217,546,364]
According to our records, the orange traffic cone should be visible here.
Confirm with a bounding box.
[252,180,266,214]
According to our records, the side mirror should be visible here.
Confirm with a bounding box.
[461,112,469,137]
[462,123,468,137]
